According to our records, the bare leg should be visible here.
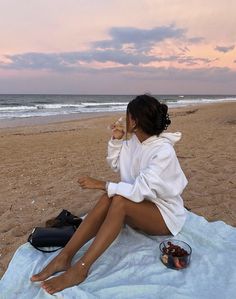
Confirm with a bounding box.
[31,193,111,282]
[41,196,170,294]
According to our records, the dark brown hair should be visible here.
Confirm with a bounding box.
[126,94,171,136]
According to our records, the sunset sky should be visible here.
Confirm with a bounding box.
[0,0,236,94]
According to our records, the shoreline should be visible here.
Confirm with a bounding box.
[0,111,122,129]
[0,101,235,277]
[0,101,235,130]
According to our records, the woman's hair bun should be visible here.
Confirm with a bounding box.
[160,103,171,130]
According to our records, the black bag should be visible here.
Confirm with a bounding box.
[45,209,83,228]
[28,226,76,253]
[28,209,83,253]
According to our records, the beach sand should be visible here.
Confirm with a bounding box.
[0,102,235,278]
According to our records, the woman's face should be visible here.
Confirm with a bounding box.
[126,112,137,133]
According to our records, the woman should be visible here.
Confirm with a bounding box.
[31,94,188,294]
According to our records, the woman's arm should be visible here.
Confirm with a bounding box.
[106,128,125,172]
[107,146,188,202]
[77,126,126,190]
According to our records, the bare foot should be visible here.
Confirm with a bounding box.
[41,261,88,294]
[31,253,72,282]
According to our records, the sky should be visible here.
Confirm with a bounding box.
[0,0,236,94]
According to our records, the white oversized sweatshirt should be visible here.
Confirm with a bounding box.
[106,132,188,236]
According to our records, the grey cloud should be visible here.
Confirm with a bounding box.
[110,25,186,43]
[61,50,157,65]
[1,50,215,71]
[2,51,156,70]
[10,59,234,84]
[4,52,68,71]
[0,25,206,71]
[93,25,202,51]
[215,45,235,53]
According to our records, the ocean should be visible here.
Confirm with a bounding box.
[0,94,235,121]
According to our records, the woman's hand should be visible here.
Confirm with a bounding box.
[111,128,125,140]
[110,117,125,140]
[78,176,106,190]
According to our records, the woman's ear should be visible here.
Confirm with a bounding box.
[129,115,136,128]
[133,119,139,129]
[127,113,138,132]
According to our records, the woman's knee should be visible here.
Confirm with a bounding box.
[110,195,127,212]
[97,193,111,207]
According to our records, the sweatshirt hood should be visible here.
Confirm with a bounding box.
[142,132,182,146]
[160,132,182,145]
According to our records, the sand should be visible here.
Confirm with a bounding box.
[0,102,235,278]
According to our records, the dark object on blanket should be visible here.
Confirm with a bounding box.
[28,226,76,253]
[28,210,83,253]
[45,209,83,228]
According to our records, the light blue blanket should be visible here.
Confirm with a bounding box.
[1,211,236,299]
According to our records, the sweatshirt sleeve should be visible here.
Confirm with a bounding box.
[107,145,188,202]
[106,138,123,172]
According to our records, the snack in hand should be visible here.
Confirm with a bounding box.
[111,117,125,132]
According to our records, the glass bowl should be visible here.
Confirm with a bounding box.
[159,239,192,270]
